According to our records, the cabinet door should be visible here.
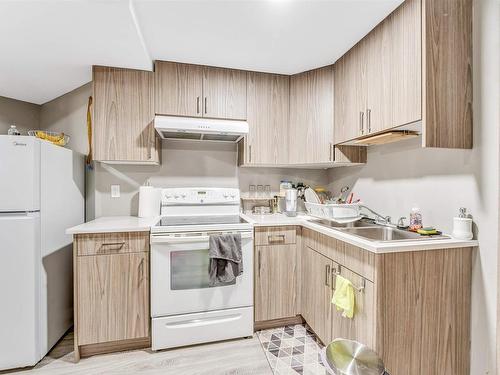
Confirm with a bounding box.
[331,265,375,348]
[202,66,247,120]
[364,22,392,135]
[245,72,289,165]
[155,61,203,117]
[77,253,149,345]
[301,246,333,344]
[390,0,421,128]
[255,244,297,321]
[334,46,366,144]
[289,66,334,164]
[93,66,158,163]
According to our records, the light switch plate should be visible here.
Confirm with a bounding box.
[111,185,120,198]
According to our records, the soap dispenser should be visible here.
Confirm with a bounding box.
[452,207,473,240]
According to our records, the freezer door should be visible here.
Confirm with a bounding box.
[0,136,40,211]
[0,212,41,371]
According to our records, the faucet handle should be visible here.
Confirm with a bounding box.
[397,216,407,228]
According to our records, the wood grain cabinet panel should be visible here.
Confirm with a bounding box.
[255,244,297,321]
[202,66,247,120]
[331,265,375,349]
[93,66,159,164]
[255,226,297,246]
[155,61,203,117]
[76,252,149,346]
[75,232,149,256]
[301,246,334,344]
[241,72,289,165]
[289,66,335,164]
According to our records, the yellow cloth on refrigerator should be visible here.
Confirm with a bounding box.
[331,275,355,319]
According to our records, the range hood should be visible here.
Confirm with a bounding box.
[154,115,248,142]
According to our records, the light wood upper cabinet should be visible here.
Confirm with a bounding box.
[334,47,365,143]
[76,252,149,346]
[289,66,335,164]
[254,244,297,322]
[334,0,470,149]
[93,66,160,164]
[202,66,247,120]
[241,72,289,165]
[155,61,203,117]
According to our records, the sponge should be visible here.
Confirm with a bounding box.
[417,228,440,235]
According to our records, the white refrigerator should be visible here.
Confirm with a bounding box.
[0,135,84,371]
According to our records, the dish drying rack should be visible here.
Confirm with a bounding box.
[304,202,362,223]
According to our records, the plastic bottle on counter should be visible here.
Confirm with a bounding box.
[409,206,423,231]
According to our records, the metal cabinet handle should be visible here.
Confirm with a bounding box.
[367,108,371,133]
[98,241,126,253]
[329,143,333,161]
[258,250,261,274]
[197,97,200,114]
[204,97,208,114]
[268,234,285,243]
[359,111,365,135]
[249,144,252,163]
[325,264,331,286]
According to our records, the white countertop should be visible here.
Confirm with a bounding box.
[67,213,478,254]
[241,212,478,254]
[66,216,160,235]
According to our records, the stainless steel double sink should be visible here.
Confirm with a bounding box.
[309,218,449,242]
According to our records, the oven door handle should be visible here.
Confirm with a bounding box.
[151,232,253,244]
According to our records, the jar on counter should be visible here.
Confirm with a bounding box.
[409,206,423,231]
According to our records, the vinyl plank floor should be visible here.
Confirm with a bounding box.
[4,331,273,375]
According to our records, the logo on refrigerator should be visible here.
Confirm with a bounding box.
[13,141,27,146]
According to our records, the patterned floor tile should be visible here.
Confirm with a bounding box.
[257,324,326,375]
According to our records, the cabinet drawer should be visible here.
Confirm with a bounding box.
[75,231,149,256]
[343,243,375,282]
[255,226,297,246]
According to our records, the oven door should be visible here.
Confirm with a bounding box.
[151,231,254,317]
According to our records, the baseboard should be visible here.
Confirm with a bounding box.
[254,315,304,331]
[79,337,150,358]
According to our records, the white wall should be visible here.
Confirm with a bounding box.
[93,140,328,217]
[328,0,499,371]
[0,95,39,134]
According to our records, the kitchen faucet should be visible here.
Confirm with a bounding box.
[360,205,392,226]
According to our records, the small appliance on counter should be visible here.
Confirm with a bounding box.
[452,207,473,240]
[285,188,298,217]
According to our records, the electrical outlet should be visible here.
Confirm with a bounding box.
[111,184,120,198]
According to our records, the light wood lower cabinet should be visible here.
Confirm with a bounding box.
[77,253,149,345]
[300,246,335,345]
[254,244,297,322]
[300,227,472,375]
[73,231,150,360]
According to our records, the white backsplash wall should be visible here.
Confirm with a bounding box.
[93,139,329,217]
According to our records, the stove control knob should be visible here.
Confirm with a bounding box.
[174,195,179,199]
[223,194,229,198]
[181,194,186,199]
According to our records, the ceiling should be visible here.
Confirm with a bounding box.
[0,0,403,105]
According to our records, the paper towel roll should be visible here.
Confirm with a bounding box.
[138,186,160,218]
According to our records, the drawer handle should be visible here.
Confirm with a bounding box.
[268,234,285,243]
[98,241,126,252]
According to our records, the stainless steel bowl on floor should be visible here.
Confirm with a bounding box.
[320,338,389,375]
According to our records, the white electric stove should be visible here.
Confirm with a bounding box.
[150,188,254,350]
